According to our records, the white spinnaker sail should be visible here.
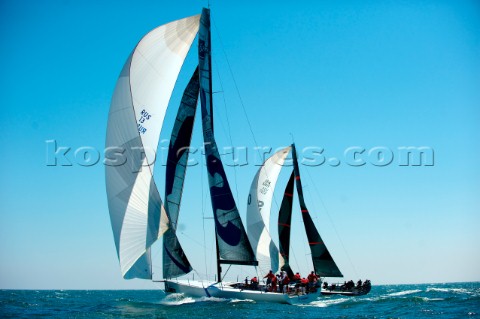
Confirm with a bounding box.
[105,14,200,279]
[247,146,291,275]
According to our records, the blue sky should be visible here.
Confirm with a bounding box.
[0,0,479,289]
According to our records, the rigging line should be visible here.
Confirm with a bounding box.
[223,264,232,281]
[304,167,359,278]
[192,267,204,281]
[286,203,302,273]
[211,94,233,149]
[213,17,293,250]
[212,57,241,204]
[289,240,302,274]
[300,216,312,272]
[201,148,209,278]
[150,241,164,280]
[201,185,216,280]
[211,17,291,275]
[211,18,261,156]
[180,231,209,250]
[151,239,163,261]
[204,191,216,280]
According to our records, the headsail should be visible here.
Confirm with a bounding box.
[277,170,295,279]
[162,67,200,279]
[198,8,257,271]
[247,147,291,275]
[105,14,200,279]
[291,144,343,277]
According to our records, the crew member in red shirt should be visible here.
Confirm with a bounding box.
[292,272,302,293]
[300,277,308,294]
[251,276,259,290]
[264,270,275,291]
[292,272,301,282]
[307,271,319,292]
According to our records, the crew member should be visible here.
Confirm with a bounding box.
[264,270,275,290]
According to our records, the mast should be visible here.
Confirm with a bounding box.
[199,8,257,283]
[200,7,220,283]
[205,9,220,282]
[291,143,343,277]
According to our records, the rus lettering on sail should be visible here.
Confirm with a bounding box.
[137,108,151,134]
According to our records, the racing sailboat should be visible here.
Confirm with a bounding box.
[105,8,346,304]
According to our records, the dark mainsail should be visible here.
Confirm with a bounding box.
[198,8,257,281]
[278,170,295,279]
[291,143,343,277]
[162,67,200,278]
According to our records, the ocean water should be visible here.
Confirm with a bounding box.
[1,282,478,318]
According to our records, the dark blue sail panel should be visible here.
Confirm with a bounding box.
[205,153,242,246]
[278,170,295,279]
[163,234,191,278]
[162,67,199,278]
[291,144,343,277]
[199,8,256,265]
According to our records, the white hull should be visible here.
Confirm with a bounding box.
[164,280,320,304]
